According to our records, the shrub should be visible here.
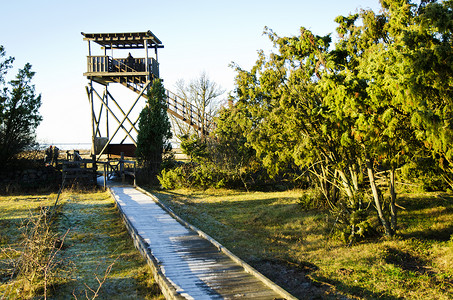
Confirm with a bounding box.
[1,205,71,299]
[158,168,183,189]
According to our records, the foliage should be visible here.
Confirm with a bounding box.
[180,134,208,163]
[220,0,453,238]
[163,0,451,241]
[0,45,14,85]
[213,101,272,190]
[165,134,223,189]
[0,47,42,167]
[169,131,279,191]
[400,156,450,192]
[228,25,376,234]
[157,0,453,239]
[158,168,183,189]
[400,0,453,187]
[136,79,172,177]
[158,161,227,190]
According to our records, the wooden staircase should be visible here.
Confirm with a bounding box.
[113,77,214,136]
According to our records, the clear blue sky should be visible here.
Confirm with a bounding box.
[0,0,381,145]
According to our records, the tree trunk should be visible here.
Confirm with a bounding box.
[319,164,330,202]
[366,156,392,237]
[350,164,361,207]
[337,169,354,204]
[389,168,397,235]
[350,164,359,192]
[331,170,339,204]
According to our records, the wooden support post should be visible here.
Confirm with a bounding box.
[154,46,158,62]
[145,40,149,81]
[91,154,97,185]
[133,161,137,187]
[87,82,96,157]
[120,152,125,184]
[105,86,109,141]
[103,163,107,189]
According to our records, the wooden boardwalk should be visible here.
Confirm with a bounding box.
[109,185,296,299]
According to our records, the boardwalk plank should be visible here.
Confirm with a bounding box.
[110,186,296,299]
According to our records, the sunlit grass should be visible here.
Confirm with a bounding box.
[152,188,453,299]
[0,190,163,299]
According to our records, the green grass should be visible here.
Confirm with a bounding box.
[151,188,453,299]
[0,190,163,299]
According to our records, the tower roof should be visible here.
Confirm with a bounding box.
[81,31,163,49]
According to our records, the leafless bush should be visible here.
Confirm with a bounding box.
[1,205,71,299]
[72,259,117,300]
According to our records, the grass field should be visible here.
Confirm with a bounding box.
[0,190,163,299]
[1,186,451,299]
[152,188,453,299]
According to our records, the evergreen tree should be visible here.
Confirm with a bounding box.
[228,1,453,238]
[390,0,453,187]
[0,47,42,166]
[136,79,172,176]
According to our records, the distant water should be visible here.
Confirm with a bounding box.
[40,143,91,151]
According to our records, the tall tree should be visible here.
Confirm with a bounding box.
[231,27,360,208]
[346,0,453,233]
[0,49,42,166]
[228,2,437,238]
[136,79,172,176]
[212,98,262,191]
[0,46,14,85]
[173,72,225,138]
[397,0,453,187]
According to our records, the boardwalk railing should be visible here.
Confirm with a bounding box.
[62,159,96,186]
[98,156,137,188]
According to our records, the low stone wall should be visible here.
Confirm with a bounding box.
[0,166,62,194]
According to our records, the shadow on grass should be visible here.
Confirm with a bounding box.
[398,193,453,210]
[313,275,404,300]
[398,193,453,241]
[51,276,161,300]
[402,225,453,242]
[382,246,434,275]
[251,258,322,299]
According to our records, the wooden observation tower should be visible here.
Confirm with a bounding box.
[83,31,213,160]
[82,31,162,159]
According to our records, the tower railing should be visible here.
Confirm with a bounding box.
[87,56,112,73]
[86,56,159,77]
